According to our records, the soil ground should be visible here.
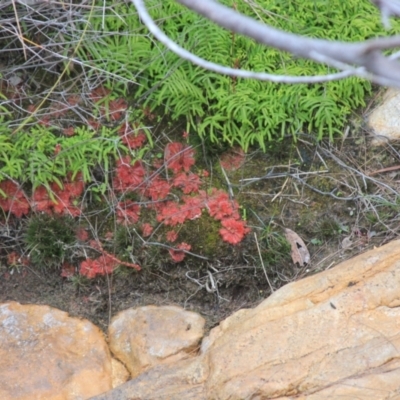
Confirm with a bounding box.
[2,131,398,334]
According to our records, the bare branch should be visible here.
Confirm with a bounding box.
[371,0,400,28]
[132,0,400,87]
[132,0,365,84]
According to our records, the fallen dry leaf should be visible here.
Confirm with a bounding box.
[341,235,353,250]
[284,228,310,267]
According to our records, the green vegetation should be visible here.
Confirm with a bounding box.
[260,221,291,266]
[1,125,124,190]
[315,217,349,239]
[79,0,400,149]
[24,214,76,268]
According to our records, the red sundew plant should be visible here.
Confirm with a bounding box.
[166,230,178,242]
[172,172,201,194]
[112,157,146,192]
[7,251,29,267]
[76,227,89,242]
[116,200,140,226]
[179,196,204,220]
[66,95,81,107]
[206,189,240,221]
[33,176,84,217]
[88,118,101,131]
[110,140,251,263]
[0,174,85,219]
[141,223,153,237]
[164,142,195,173]
[89,86,111,102]
[63,127,75,136]
[49,101,69,118]
[107,98,128,121]
[0,180,30,218]
[7,251,19,266]
[156,201,187,226]
[61,262,75,278]
[219,218,250,245]
[219,147,246,172]
[80,256,116,279]
[143,176,170,201]
[169,242,191,263]
[79,240,141,278]
[54,144,62,155]
[118,122,147,149]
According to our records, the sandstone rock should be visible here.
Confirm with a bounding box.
[108,305,205,378]
[0,302,112,400]
[110,358,130,389]
[91,356,208,400]
[204,240,400,399]
[94,240,400,400]
[368,88,400,144]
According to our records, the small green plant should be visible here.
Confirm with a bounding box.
[24,214,77,268]
[66,274,90,289]
[315,217,349,239]
[0,116,144,191]
[260,222,291,266]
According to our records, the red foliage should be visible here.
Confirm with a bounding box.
[66,95,81,106]
[180,196,204,220]
[61,262,75,278]
[32,185,53,213]
[143,176,170,201]
[219,218,250,245]
[27,104,36,113]
[156,201,187,226]
[63,127,75,136]
[79,255,117,279]
[152,158,164,170]
[6,251,29,267]
[54,144,61,155]
[92,95,128,120]
[116,200,140,225]
[0,180,30,218]
[169,242,191,262]
[206,189,240,220]
[38,115,51,127]
[119,123,147,149]
[88,119,101,131]
[166,230,178,242]
[52,188,76,215]
[164,142,195,173]
[156,196,204,226]
[219,147,245,171]
[142,106,156,121]
[80,239,141,278]
[173,172,201,194]
[49,101,69,118]
[65,175,85,198]
[32,179,83,217]
[0,79,24,101]
[113,157,146,192]
[141,223,153,237]
[107,98,128,121]
[105,231,114,241]
[7,251,19,266]
[76,227,89,242]
[90,86,111,103]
